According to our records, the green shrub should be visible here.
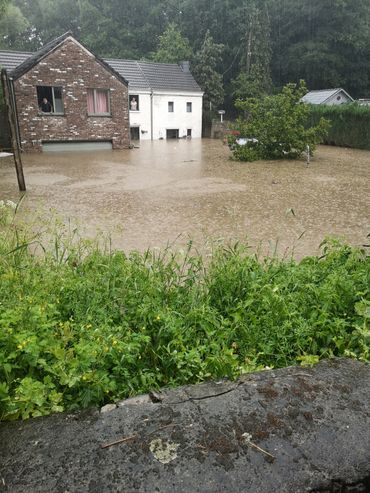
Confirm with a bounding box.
[0,205,368,420]
[230,81,330,161]
[309,104,370,150]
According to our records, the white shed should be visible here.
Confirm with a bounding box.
[301,88,354,105]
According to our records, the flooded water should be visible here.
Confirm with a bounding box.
[0,139,369,258]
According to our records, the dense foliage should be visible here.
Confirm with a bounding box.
[0,0,369,106]
[152,22,192,63]
[0,204,368,420]
[309,104,370,150]
[230,81,330,161]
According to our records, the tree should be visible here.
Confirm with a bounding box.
[0,0,9,18]
[0,3,28,49]
[230,81,330,161]
[232,0,272,100]
[152,22,192,63]
[270,0,370,97]
[191,30,224,111]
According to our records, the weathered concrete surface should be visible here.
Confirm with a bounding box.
[1,358,369,493]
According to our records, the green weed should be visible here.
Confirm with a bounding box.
[0,204,368,420]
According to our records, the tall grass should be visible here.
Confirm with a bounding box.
[0,204,369,420]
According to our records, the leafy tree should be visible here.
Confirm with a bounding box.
[230,80,330,161]
[1,0,369,99]
[270,0,370,97]
[0,3,28,49]
[0,0,9,18]
[152,22,192,63]
[191,30,224,111]
[232,0,272,100]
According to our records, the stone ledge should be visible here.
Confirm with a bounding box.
[0,358,369,492]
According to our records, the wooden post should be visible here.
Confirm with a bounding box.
[1,69,26,192]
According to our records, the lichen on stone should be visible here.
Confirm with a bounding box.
[149,438,179,464]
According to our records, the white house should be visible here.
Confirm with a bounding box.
[106,59,203,141]
[301,88,354,105]
[0,48,203,143]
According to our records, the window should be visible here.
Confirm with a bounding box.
[87,89,110,115]
[129,95,139,111]
[186,102,192,113]
[130,126,140,140]
[36,86,64,114]
[168,101,174,112]
[166,129,179,139]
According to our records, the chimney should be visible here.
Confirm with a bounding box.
[179,61,190,72]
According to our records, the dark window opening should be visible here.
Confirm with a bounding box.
[186,102,192,113]
[168,101,174,112]
[37,86,64,114]
[129,95,139,111]
[187,129,192,137]
[130,127,140,140]
[166,129,179,139]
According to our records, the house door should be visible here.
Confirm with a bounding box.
[130,127,140,141]
[166,129,179,139]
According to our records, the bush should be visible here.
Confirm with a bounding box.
[0,205,369,420]
[309,104,370,150]
[230,81,330,161]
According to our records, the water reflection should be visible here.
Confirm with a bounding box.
[0,139,369,258]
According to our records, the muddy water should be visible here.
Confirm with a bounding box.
[0,139,369,258]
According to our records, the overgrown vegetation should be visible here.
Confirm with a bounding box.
[309,104,370,150]
[0,203,369,421]
[229,81,330,161]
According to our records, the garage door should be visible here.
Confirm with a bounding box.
[42,141,113,152]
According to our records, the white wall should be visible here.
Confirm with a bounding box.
[326,92,352,105]
[128,91,152,140]
[129,90,203,141]
[153,92,203,139]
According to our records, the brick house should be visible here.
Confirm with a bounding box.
[1,32,129,152]
[1,34,203,149]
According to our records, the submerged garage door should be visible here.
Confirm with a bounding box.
[42,141,113,152]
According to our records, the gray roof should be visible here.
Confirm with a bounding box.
[1,32,128,86]
[100,59,201,92]
[0,41,201,93]
[0,50,31,71]
[301,88,353,104]
[104,59,151,91]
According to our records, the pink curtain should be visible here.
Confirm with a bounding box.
[87,89,95,113]
[96,90,108,113]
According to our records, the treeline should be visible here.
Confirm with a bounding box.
[0,0,369,110]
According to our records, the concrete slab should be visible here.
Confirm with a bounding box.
[1,358,369,492]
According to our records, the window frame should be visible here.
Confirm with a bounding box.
[129,95,140,111]
[36,85,64,115]
[168,101,174,113]
[87,88,111,116]
[186,102,192,113]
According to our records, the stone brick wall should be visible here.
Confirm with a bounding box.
[13,38,129,152]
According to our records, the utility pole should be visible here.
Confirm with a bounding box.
[1,69,26,192]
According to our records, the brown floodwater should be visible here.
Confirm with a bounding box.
[0,139,369,258]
